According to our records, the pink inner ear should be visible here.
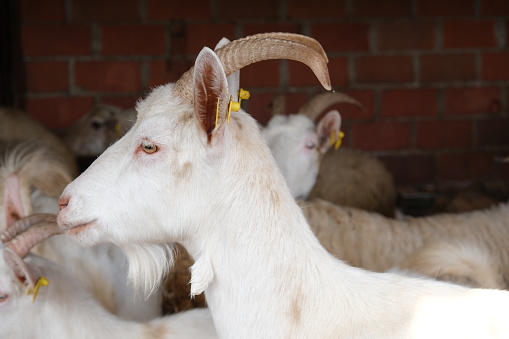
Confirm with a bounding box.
[4,175,25,231]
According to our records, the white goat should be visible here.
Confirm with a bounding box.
[0,241,217,339]
[263,93,396,216]
[300,198,509,289]
[65,104,136,157]
[57,34,509,338]
[0,107,78,176]
[0,140,163,321]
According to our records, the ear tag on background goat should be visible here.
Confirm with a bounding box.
[25,276,49,303]
[216,88,251,126]
[329,131,345,151]
[114,123,122,138]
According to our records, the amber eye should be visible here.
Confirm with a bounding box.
[141,141,158,154]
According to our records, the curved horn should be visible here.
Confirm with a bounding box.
[297,92,366,122]
[2,214,60,259]
[174,34,331,103]
[240,33,329,63]
[1,214,57,243]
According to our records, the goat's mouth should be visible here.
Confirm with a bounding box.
[63,220,96,235]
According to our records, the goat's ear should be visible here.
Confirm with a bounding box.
[316,110,342,153]
[193,47,230,141]
[4,175,25,231]
[3,249,40,289]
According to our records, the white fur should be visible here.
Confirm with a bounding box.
[59,46,509,338]
[0,246,217,339]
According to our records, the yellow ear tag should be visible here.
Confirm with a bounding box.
[114,123,122,138]
[329,131,345,151]
[334,131,345,150]
[25,276,49,303]
[215,98,220,127]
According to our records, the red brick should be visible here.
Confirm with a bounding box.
[101,24,166,55]
[353,0,412,17]
[242,24,298,37]
[21,0,66,22]
[444,87,501,115]
[25,61,68,92]
[417,120,471,149]
[352,122,411,150]
[477,119,509,147]
[288,0,346,19]
[381,88,438,117]
[22,25,91,56]
[380,155,434,184]
[417,0,474,16]
[148,59,193,88]
[147,0,210,20]
[185,23,235,54]
[356,56,413,83]
[242,61,281,87]
[216,0,278,20]
[420,54,476,82]
[71,0,139,22]
[481,0,509,16]
[75,61,142,92]
[482,52,509,80]
[436,153,493,182]
[289,57,348,88]
[26,97,95,129]
[312,23,370,52]
[443,20,497,49]
[101,97,139,110]
[378,21,435,51]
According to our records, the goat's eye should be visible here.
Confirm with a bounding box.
[141,141,158,154]
[90,120,102,129]
[0,294,8,302]
[305,141,316,149]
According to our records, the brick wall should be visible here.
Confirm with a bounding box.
[16,0,509,184]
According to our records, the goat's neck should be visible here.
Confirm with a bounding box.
[181,149,350,337]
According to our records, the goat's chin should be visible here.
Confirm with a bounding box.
[65,222,102,247]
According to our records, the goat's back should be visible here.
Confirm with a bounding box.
[308,148,396,217]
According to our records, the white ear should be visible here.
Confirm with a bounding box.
[3,248,41,290]
[193,47,230,142]
[214,37,240,101]
[316,110,342,153]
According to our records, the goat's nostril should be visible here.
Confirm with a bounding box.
[58,196,70,211]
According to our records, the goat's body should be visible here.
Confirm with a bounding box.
[0,107,77,176]
[0,252,217,339]
[302,199,509,287]
[58,42,509,338]
[308,148,396,217]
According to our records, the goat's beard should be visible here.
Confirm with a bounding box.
[120,243,176,296]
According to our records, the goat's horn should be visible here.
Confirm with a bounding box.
[297,92,366,122]
[5,217,61,259]
[174,34,331,103]
[1,214,57,243]
[240,33,329,63]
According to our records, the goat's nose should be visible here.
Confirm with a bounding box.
[58,196,70,211]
